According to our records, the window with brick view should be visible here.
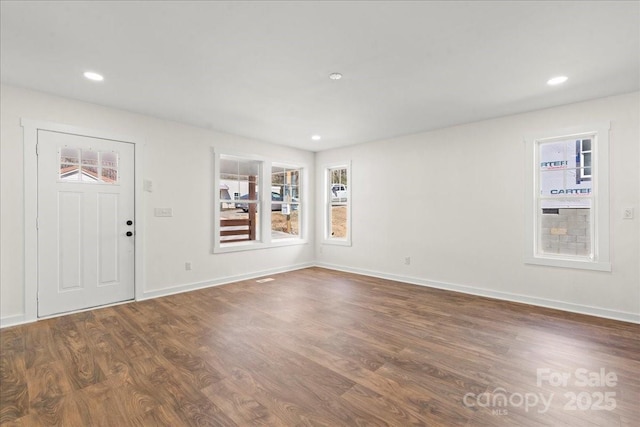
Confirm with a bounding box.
[525,123,611,271]
[539,137,593,257]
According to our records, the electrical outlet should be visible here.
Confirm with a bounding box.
[185,262,192,271]
[623,207,634,219]
[404,257,411,265]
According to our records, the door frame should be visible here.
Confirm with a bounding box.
[22,119,145,321]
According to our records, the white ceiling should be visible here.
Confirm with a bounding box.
[1,1,638,151]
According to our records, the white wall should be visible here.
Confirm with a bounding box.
[316,92,640,322]
[0,84,315,325]
[2,85,638,326]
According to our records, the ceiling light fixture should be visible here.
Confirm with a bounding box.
[547,75,568,86]
[83,71,104,82]
[311,135,321,141]
[329,72,342,80]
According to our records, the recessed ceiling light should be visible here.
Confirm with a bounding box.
[311,135,321,141]
[83,71,104,82]
[547,76,568,86]
[329,73,342,80]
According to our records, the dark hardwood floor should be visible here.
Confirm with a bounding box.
[1,267,638,426]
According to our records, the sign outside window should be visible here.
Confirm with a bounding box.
[539,138,593,208]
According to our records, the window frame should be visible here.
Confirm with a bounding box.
[270,163,303,241]
[578,138,592,181]
[212,150,307,253]
[524,123,611,271]
[58,147,120,184]
[322,161,352,246]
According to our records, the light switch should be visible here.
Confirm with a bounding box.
[154,208,173,217]
[623,207,634,219]
[143,179,153,192]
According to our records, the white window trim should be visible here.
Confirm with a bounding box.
[579,139,592,180]
[212,149,308,254]
[322,161,352,246]
[524,123,611,271]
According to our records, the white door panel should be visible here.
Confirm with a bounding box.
[97,192,120,285]
[38,130,135,317]
[58,191,83,290]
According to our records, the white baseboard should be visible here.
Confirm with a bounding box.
[4,260,637,328]
[0,263,314,329]
[315,262,640,324]
[141,262,315,300]
[0,313,28,328]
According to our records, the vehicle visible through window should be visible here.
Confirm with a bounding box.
[215,154,305,249]
[326,165,350,243]
[270,166,301,238]
[219,156,260,244]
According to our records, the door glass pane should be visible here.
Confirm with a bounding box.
[101,168,118,183]
[59,148,119,184]
[99,151,119,183]
[60,164,80,181]
[102,151,118,168]
[82,150,98,165]
[60,148,80,180]
[60,147,79,163]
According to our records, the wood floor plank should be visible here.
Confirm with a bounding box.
[26,361,72,414]
[49,317,106,391]
[341,383,431,426]
[0,352,28,423]
[200,379,282,426]
[130,403,187,426]
[1,267,638,426]
[23,322,59,370]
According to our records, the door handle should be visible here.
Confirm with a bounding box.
[126,231,133,237]
[126,220,133,226]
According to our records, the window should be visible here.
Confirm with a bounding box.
[213,151,306,252]
[524,123,610,271]
[324,163,351,245]
[59,147,118,184]
[578,138,592,181]
[218,155,261,244]
[271,166,302,239]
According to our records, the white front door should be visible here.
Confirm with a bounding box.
[37,130,135,317]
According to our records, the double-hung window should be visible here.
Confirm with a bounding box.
[323,163,351,245]
[213,151,305,252]
[218,155,261,244]
[271,165,301,239]
[524,123,610,271]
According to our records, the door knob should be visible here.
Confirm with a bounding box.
[126,231,133,237]
[126,220,133,225]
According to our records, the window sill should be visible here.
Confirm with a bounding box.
[322,239,352,247]
[214,238,308,254]
[524,256,611,272]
